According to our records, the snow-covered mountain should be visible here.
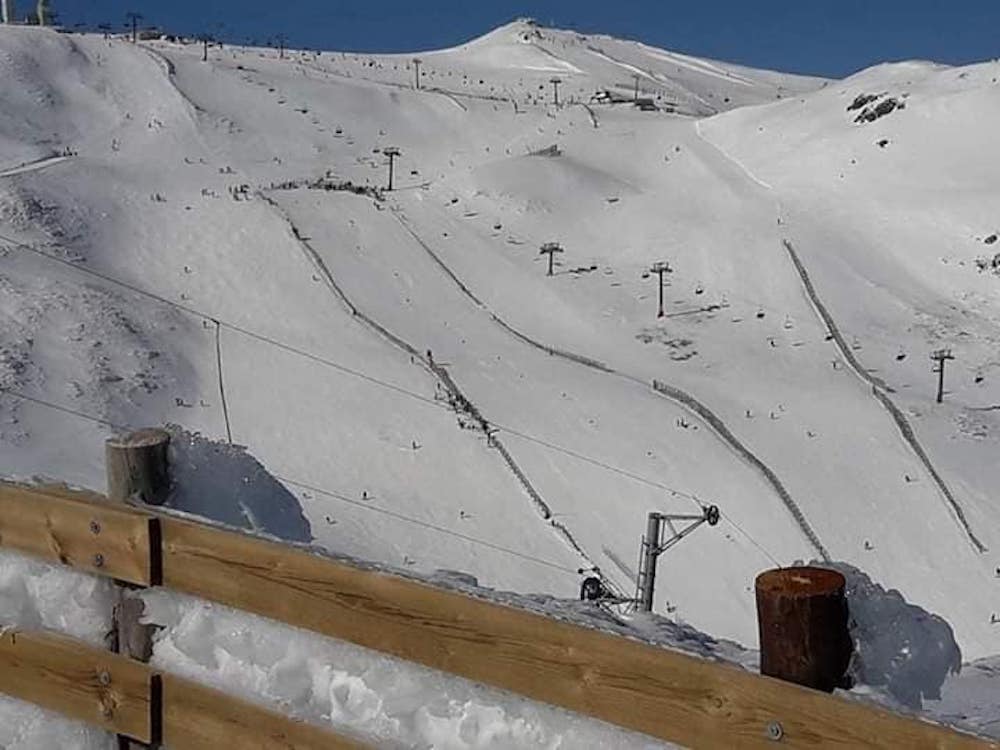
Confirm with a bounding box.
[1,19,998,663]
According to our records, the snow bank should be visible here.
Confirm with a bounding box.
[164,426,312,543]
[420,570,754,670]
[0,549,116,750]
[821,562,963,709]
[0,698,111,750]
[928,655,1000,740]
[140,588,674,749]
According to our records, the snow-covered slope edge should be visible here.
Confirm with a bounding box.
[0,16,998,677]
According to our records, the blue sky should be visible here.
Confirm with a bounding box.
[54,1,1000,78]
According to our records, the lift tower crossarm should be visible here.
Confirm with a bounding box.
[636,505,719,612]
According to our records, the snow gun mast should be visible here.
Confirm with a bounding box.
[634,504,720,613]
[578,504,720,616]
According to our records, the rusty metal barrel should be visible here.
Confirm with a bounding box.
[755,566,852,692]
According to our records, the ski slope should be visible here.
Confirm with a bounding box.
[0,18,998,674]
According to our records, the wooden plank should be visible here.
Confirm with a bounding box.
[160,517,997,750]
[0,626,365,748]
[0,482,156,586]
[161,673,368,750]
[0,627,154,742]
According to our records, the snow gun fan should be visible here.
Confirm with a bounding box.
[578,504,721,616]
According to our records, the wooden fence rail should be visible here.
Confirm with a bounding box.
[0,626,364,748]
[0,480,995,749]
[0,628,155,742]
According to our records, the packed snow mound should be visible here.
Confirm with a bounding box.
[822,562,962,709]
[165,426,313,542]
[930,655,1000,740]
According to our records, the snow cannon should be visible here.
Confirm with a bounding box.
[633,503,722,613]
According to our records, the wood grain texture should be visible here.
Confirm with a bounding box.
[106,428,171,507]
[0,627,153,742]
[0,482,155,585]
[160,517,997,750]
[161,674,368,750]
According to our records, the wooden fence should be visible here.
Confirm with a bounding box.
[0,480,995,749]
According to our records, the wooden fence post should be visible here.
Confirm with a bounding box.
[106,428,170,749]
[106,429,171,507]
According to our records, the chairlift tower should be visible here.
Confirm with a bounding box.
[539,242,564,276]
[412,57,422,90]
[645,261,673,319]
[383,146,401,191]
[274,33,287,59]
[931,348,954,404]
[549,77,562,108]
[198,33,214,62]
[125,11,142,43]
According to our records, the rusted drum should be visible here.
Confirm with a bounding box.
[755,566,852,692]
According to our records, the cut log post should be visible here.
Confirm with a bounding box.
[106,429,171,506]
[106,428,170,749]
[755,566,852,693]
